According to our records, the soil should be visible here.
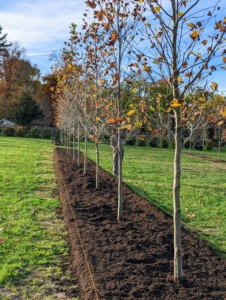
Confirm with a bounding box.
[54,147,226,300]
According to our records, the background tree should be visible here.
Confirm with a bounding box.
[8,91,44,128]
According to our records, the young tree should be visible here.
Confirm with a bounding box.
[134,0,226,283]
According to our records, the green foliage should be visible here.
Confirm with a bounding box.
[28,127,42,138]
[184,140,190,149]
[126,135,136,145]
[206,139,213,151]
[99,133,110,143]
[161,137,169,148]
[149,136,159,148]
[8,91,44,128]
[43,128,51,139]
[15,126,26,137]
[138,135,147,147]
[4,126,15,136]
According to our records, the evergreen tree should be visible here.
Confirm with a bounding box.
[8,91,44,127]
[0,25,11,52]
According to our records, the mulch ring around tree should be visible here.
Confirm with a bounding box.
[54,148,226,300]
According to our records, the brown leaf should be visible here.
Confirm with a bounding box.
[187,213,195,218]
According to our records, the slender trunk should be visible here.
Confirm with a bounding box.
[218,139,221,160]
[95,143,100,190]
[173,108,183,283]
[73,133,75,161]
[189,138,192,154]
[116,0,123,220]
[118,131,123,219]
[84,131,88,174]
[68,130,71,156]
[202,127,205,158]
[77,124,80,167]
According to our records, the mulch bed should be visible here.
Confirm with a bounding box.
[54,147,226,300]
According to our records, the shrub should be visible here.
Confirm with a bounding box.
[55,130,60,140]
[4,126,15,136]
[126,135,136,145]
[138,135,147,147]
[183,140,190,149]
[28,128,42,138]
[161,137,169,148]
[205,139,213,150]
[171,138,175,149]
[149,136,159,147]
[99,133,110,143]
[15,126,26,137]
[43,128,51,139]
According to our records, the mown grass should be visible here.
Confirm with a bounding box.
[0,137,79,300]
[78,142,226,257]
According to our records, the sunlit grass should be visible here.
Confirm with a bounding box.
[0,137,79,299]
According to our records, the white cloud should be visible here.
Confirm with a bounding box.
[0,0,88,75]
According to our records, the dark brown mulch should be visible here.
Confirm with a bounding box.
[55,148,226,300]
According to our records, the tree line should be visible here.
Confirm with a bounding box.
[0,26,56,129]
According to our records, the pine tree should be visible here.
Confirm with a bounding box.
[8,91,44,128]
[0,25,11,52]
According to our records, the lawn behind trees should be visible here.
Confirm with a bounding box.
[79,142,226,257]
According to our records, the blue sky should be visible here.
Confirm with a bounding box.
[0,0,226,93]
[0,0,88,76]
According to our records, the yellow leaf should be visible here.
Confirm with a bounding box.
[202,40,208,45]
[171,99,182,107]
[145,21,151,28]
[187,22,195,28]
[190,30,199,40]
[142,65,151,73]
[127,109,136,116]
[154,6,160,13]
[99,79,105,85]
[121,124,132,130]
[211,81,218,91]
[135,121,142,127]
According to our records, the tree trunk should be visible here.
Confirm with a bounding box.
[173,108,183,283]
[117,131,123,219]
[218,139,221,161]
[77,124,80,167]
[84,131,88,174]
[95,143,100,190]
[73,133,76,161]
[189,138,192,154]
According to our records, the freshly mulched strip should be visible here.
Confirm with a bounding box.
[55,148,226,300]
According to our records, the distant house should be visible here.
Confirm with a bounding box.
[0,119,17,127]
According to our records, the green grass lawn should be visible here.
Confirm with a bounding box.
[78,142,226,257]
[1,136,225,298]
[0,136,79,300]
